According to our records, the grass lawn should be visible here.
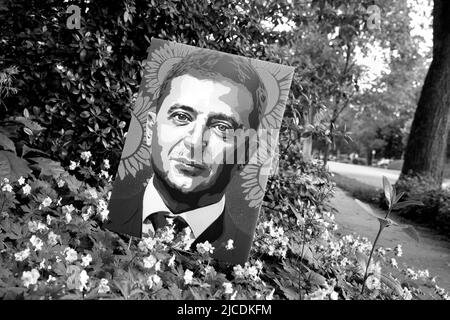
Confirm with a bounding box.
[331,173,383,205]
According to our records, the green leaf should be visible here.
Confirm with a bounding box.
[355,251,368,273]
[380,274,404,296]
[393,191,405,204]
[0,132,16,154]
[382,176,393,207]
[29,157,65,179]
[13,117,44,133]
[63,174,83,193]
[306,271,327,287]
[21,145,49,157]
[392,200,424,210]
[0,150,31,181]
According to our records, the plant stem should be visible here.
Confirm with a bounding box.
[361,223,384,295]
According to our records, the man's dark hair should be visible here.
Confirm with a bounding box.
[156,50,267,130]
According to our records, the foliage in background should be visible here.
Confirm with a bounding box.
[394,176,450,235]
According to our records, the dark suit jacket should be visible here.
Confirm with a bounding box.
[104,182,252,265]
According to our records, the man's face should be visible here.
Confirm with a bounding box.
[150,74,254,194]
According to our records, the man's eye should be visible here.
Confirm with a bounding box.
[215,124,229,132]
[212,123,233,139]
[172,113,191,123]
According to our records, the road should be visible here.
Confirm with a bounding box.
[326,161,450,189]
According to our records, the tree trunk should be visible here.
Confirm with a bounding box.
[302,136,313,161]
[400,0,450,188]
[366,149,372,166]
[323,120,334,166]
[301,104,314,161]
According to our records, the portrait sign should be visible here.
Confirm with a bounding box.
[105,38,295,264]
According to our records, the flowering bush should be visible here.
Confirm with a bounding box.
[0,156,448,300]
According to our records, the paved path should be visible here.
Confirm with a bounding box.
[328,187,450,292]
[326,161,450,189]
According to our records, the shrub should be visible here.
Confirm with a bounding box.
[394,176,450,235]
[1,156,448,300]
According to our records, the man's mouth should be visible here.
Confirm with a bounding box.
[172,157,209,176]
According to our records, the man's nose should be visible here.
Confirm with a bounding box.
[183,121,208,153]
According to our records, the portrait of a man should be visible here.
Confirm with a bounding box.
[105,39,294,264]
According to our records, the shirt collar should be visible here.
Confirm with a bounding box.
[142,176,225,238]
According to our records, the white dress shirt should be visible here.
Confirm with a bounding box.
[142,177,225,239]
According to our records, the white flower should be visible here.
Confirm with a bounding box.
[82,212,90,221]
[407,268,418,280]
[368,261,381,278]
[65,212,72,224]
[39,258,46,270]
[99,207,109,222]
[395,244,403,257]
[15,248,31,261]
[233,265,245,278]
[46,215,53,225]
[81,254,92,267]
[168,254,176,267]
[64,248,78,263]
[365,275,381,290]
[22,269,40,288]
[138,237,157,252]
[103,159,110,169]
[402,287,412,300]
[98,278,110,294]
[100,170,110,179]
[266,288,275,300]
[86,188,98,199]
[28,221,48,233]
[390,258,398,268]
[184,269,194,285]
[30,235,44,251]
[47,231,60,246]
[180,227,194,250]
[28,221,39,233]
[225,239,234,250]
[417,269,430,278]
[1,184,12,192]
[147,275,155,289]
[79,270,89,291]
[223,282,233,294]
[152,274,161,285]
[330,291,339,300]
[22,184,31,195]
[57,179,65,188]
[80,151,92,161]
[47,275,56,283]
[196,241,214,255]
[143,255,157,269]
[69,161,78,170]
[247,266,259,280]
[230,291,237,300]
[41,197,52,207]
[154,261,161,272]
[18,176,25,185]
[63,204,75,213]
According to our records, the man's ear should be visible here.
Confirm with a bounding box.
[145,110,157,146]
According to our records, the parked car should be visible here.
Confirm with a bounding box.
[377,158,392,168]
